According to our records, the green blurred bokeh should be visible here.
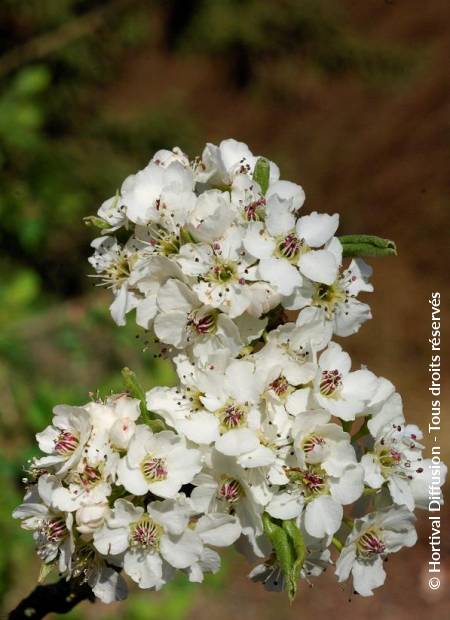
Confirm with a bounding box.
[1,1,448,619]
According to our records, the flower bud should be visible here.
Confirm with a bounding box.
[76,502,110,534]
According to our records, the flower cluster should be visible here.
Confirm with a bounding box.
[14,140,446,603]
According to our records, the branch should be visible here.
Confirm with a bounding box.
[8,577,95,620]
[0,0,137,79]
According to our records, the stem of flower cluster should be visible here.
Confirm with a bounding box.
[351,419,369,442]
[341,420,353,433]
[8,577,95,620]
[342,515,354,529]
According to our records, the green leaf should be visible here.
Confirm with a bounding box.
[262,513,296,601]
[147,419,167,433]
[338,234,397,257]
[83,215,109,229]
[121,367,167,430]
[13,66,51,97]
[121,367,149,419]
[282,519,306,589]
[253,157,270,195]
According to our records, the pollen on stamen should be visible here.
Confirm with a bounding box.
[130,516,163,550]
[55,430,79,456]
[319,369,343,396]
[218,478,243,503]
[141,456,168,482]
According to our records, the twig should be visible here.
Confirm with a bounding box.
[8,577,95,620]
[0,0,137,79]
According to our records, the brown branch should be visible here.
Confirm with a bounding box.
[8,577,95,620]
[0,0,138,79]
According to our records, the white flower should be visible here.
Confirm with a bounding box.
[244,207,339,296]
[35,405,91,474]
[13,475,73,572]
[254,325,319,396]
[335,506,417,596]
[151,146,190,168]
[121,160,195,226]
[117,426,202,497]
[97,194,127,231]
[291,410,358,476]
[153,278,243,360]
[190,451,267,555]
[409,458,447,510]
[84,558,128,603]
[187,189,235,243]
[292,252,373,337]
[93,497,203,589]
[86,394,141,451]
[266,412,363,538]
[150,355,273,465]
[231,174,267,223]
[88,236,143,325]
[365,378,405,438]
[176,227,262,318]
[71,543,128,602]
[51,454,114,513]
[198,138,279,187]
[146,355,221,445]
[130,255,185,329]
[361,423,429,510]
[266,461,363,538]
[195,358,272,464]
[313,342,378,421]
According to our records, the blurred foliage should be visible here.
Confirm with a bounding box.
[164,0,415,87]
[0,0,419,616]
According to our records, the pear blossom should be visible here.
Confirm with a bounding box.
[146,354,221,445]
[121,160,195,226]
[335,506,417,596]
[72,547,128,603]
[88,236,143,325]
[13,139,444,606]
[85,393,141,450]
[197,138,279,187]
[50,452,114,513]
[93,497,203,589]
[35,405,91,474]
[245,208,340,294]
[97,194,127,231]
[130,255,185,329]
[313,342,378,420]
[153,278,242,359]
[177,227,269,318]
[266,457,363,538]
[190,451,267,554]
[116,426,202,497]
[361,423,430,510]
[292,252,373,337]
[13,475,74,572]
